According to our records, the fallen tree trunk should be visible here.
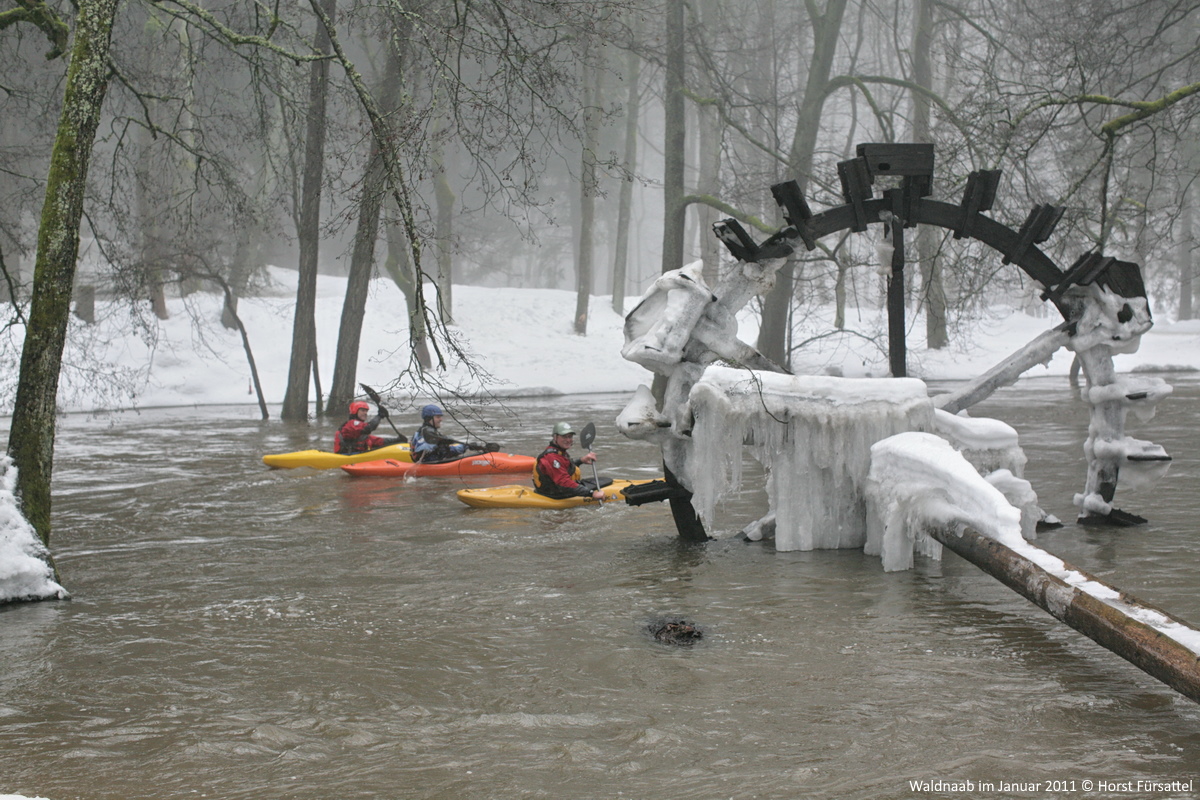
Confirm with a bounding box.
[933,526,1200,704]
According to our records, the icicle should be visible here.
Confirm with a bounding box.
[687,367,933,551]
[875,210,895,278]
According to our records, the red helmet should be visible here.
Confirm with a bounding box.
[349,401,370,416]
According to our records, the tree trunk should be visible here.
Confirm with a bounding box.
[932,525,1200,704]
[221,127,281,330]
[696,0,722,287]
[8,0,120,549]
[281,0,337,421]
[834,259,847,330]
[0,247,19,304]
[611,42,641,316]
[326,150,386,416]
[660,0,686,275]
[208,275,270,420]
[1179,186,1194,321]
[911,0,947,348]
[136,117,171,321]
[756,0,849,369]
[383,206,432,370]
[221,229,256,330]
[325,36,407,416]
[433,144,455,323]
[575,58,603,335]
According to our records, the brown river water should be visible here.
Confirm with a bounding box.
[1,379,1199,799]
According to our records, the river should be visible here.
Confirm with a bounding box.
[1,378,1198,799]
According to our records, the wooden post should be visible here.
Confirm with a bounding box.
[887,189,907,378]
[932,526,1200,703]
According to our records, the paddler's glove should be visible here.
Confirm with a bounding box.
[377,406,388,418]
[484,442,500,452]
[467,442,485,451]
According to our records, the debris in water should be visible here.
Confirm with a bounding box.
[650,620,703,645]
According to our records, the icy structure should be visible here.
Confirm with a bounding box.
[1064,283,1172,522]
[932,408,1044,536]
[865,432,1026,571]
[688,368,932,551]
[931,283,1171,524]
[932,407,1025,476]
[620,235,1169,566]
[618,260,1054,564]
[616,153,1198,697]
[622,260,782,376]
[618,257,793,531]
[0,456,68,603]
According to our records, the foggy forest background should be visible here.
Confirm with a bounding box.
[2,0,1199,420]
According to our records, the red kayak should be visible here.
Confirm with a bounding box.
[341,451,535,478]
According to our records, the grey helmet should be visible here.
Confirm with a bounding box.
[552,422,576,436]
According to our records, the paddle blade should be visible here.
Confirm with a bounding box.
[580,422,596,450]
[359,383,383,403]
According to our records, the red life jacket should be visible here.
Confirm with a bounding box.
[532,442,585,498]
[335,417,381,454]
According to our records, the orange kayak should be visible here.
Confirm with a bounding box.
[341,451,535,478]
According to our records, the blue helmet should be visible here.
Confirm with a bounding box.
[421,404,444,419]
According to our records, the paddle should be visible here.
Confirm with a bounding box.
[579,422,602,500]
[359,383,407,442]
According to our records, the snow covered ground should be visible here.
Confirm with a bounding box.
[2,265,1197,415]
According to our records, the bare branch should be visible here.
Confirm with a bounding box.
[1,0,69,59]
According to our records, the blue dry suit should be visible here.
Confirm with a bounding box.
[410,422,468,463]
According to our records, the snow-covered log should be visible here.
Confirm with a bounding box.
[931,524,1200,704]
[933,326,1070,415]
[865,431,1200,702]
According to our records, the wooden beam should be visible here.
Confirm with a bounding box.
[932,526,1200,704]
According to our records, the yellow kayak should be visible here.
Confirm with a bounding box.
[263,442,414,469]
[456,479,654,509]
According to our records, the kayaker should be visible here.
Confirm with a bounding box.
[532,422,605,501]
[334,401,404,454]
[411,404,474,463]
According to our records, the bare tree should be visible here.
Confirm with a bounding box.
[1178,183,1196,321]
[326,23,411,416]
[611,39,642,315]
[660,0,687,275]
[7,0,121,549]
[755,0,849,369]
[281,0,337,422]
[574,51,604,334]
[908,0,947,348]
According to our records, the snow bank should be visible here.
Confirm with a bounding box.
[0,457,68,604]
[3,264,1199,415]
